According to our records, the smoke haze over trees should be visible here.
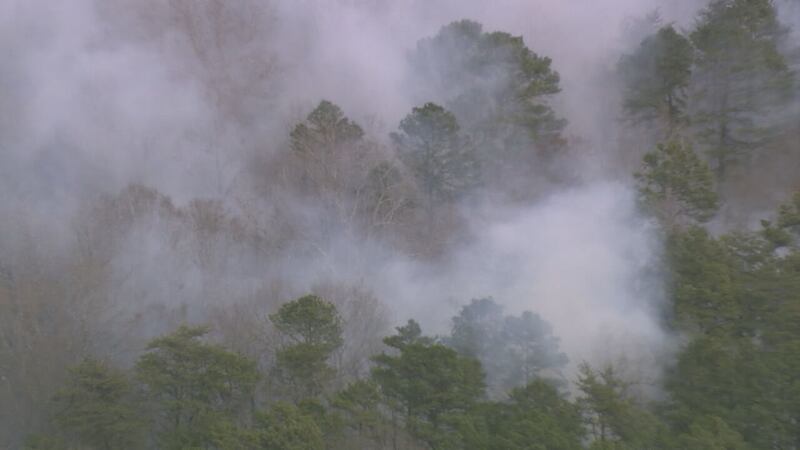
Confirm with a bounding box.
[1,0,800,448]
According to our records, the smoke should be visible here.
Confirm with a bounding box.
[0,0,715,402]
[0,0,708,200]
[250,0,696,380]
[362,182,671,384]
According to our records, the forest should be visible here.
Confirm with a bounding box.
[2,0,800,448]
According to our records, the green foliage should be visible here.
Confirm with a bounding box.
[503,311,568,387]
[449,298,504,358]
[371,320,485,447]
[678,415,748,449]
[274,343,337,402]
[22,435,67,450]
[619,25,694,136]
[690,0,792,178]
[381,319,432,349]
[270,295,343,401]
[577,364,671,449]
[447,298,567,395]
[663,202,800,447]
[270,295,343,350]
[290,100,364,154]
[392,102,480,204]
[330,380,387,445]
[135,325,259,449]
[665,337,756,438]
[204,418,261,450]
[411,19,566,169]
[255,402,324,450]
[665,330,798,447]
[761,192,800,249]
[666,227,742,334]
[635,139,719,227]
[485,380,584,450]
[51,359,143,450]
[10,12,800,450]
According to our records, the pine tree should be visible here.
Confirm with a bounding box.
[635,139,719,227]
[270,295,343,401]
[410,20,566,183]
[619,25,694,137]
[690,0,792,179]
[51,359,144,450]
[371,320,485,448]
[392,103,480,206]
[135,325,259,449]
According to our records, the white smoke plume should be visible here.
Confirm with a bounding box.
[0,0,713,400]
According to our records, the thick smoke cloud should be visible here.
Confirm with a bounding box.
[0,0,711,390]
[367,182,670,382]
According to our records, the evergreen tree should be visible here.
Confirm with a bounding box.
[410,20,566,183]
[690,0,792,179]
[619,25,694,136]
[255,402,324,450]
[635,139,719,228]
[761,191,800,249]
[485,380,584,450]
[447,298,567,395]
[270,295,343,401]
[330,380,388,447]
[135,325,259,449]
[678,415,748,450]
[663,204,800,447]
[413,19,565,145]
[448,298,505,361]
[577,364,671,449]
[51,359,143,450]
[287,100,371,220]
[290,100,364,155]
[392,102,480,206]
[666,227,743,335]
[371,320,485,448]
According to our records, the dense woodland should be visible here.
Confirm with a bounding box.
[3,0,800,448]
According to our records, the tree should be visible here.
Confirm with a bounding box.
[371,320,485,447]
[410,20,566,178]
[678,415,748,450]
[503,311,568,388]
[761,191,800,249]
[288,100,366,198]
[448,298,505,360]
[51,359,143,450]
[577,364,670,449]
[391,102,480,206]
[270,295,343,401]
[270,294,343,349]
[135,325,259,449]
[485,380,584,450]
[635,139,719,227]
[381,318,432,349]
[619,25,694,137]
[285,100,401,238]
[665,227,743,335]
[690,0,792,179]
[663,206,800,447]
[447,298,567,395]
[330,380,389,448]
[290,100,363,152]
[308,281,391,382]
[255,402,324,450]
